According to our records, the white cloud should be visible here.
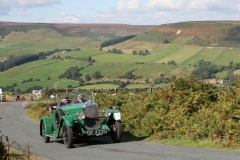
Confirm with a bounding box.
[117,0,142,11]
[0,0,13,15]
[18,0,61,8]
[145,0,179,10]
[59,12,83,23]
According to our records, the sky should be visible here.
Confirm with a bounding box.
[0,0,240,25]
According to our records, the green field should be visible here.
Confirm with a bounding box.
[103,40,164,54]
[79,84,119,89]
[92,53,138,63]
[213,48,240,65]
[0,29,100,57]
[101,63,142,78]
[2,22,240,91]
[133,63,173,79]
[164,65,196,78]
[155,45,203,64]
[183,47,224,65]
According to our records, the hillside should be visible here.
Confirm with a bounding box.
[1,21,240,91]
[0,21,154,37]
[134,21,240,47]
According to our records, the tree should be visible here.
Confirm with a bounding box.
[112,48,117,53]
[117,49,122,54]
[79,78,84,86]
[163,39,169,44]
[85,74,91,81]
[92,71,102,79]
[144,50,149,54]
[132,50,137,55]
[47,76,51,80]
[145,78,149,83]
[125,71,134,79]
[138,50,144,55]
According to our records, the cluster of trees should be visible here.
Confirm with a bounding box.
[0,49,58,72]
[163,38,170,44]
[117,71,143,80]
[167,60,177,65]
[132,50,149,56]
[0,25,29,38]
[63,56,96,63]
[190,60,240,86]
[58,66,84,80]
[100,35,136,49]
[79,71,103,86]
[107,48,123,54]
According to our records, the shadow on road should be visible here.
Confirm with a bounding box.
[49,132,148,148]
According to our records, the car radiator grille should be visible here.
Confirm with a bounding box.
[84,106,100,130]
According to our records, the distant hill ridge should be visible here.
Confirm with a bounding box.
[0,21,154,37]
[146,21,240,47]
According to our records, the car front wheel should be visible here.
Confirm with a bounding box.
[62,122,73,148]
[41,122,50,143]
[110,121,122,143]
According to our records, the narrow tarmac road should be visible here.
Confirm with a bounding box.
[0,102,239,160]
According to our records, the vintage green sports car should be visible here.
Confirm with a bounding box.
[40,92,122,148]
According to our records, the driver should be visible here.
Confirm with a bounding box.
[48,95,71,112]
[59,95,71,106]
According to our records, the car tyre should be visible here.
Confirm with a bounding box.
[110,121,122,143]
[56,108,64,129]
[62,122,74,148]
[41,121,50,143]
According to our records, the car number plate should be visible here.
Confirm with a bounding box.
[88,129,108,136]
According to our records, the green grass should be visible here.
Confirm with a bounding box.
[101,63,142,78]
[183,47,224,65]
[133,63,173,79]
[79,84,119,89]
[103,40,164,54]
[0,78,20,86]
[171,36,194,45]
[80,63,115,78]
[215,71,228,78]
[164,65,196,78]
[213,48,240,66]
[130,44,182,63]
[10,60,88,80]
[0,59,60,78]
[0,29,98,57]
[125,83,152,88]
[59,49,103,58]
[132,32,176,43]
[152,44,183,63]
[155,45,203,64]
[92,53,138,63]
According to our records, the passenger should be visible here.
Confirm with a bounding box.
[49,95,71,112]
[75,94,86,103]
[59,95,72,106]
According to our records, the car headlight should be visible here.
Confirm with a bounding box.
[76,111,85,120]
[102,108,111,117]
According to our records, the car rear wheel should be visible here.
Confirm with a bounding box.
[62,122,73,148]
[110,121,122,143]
[41,122,50,143]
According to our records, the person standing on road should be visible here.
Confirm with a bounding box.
[21,95,25,101]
